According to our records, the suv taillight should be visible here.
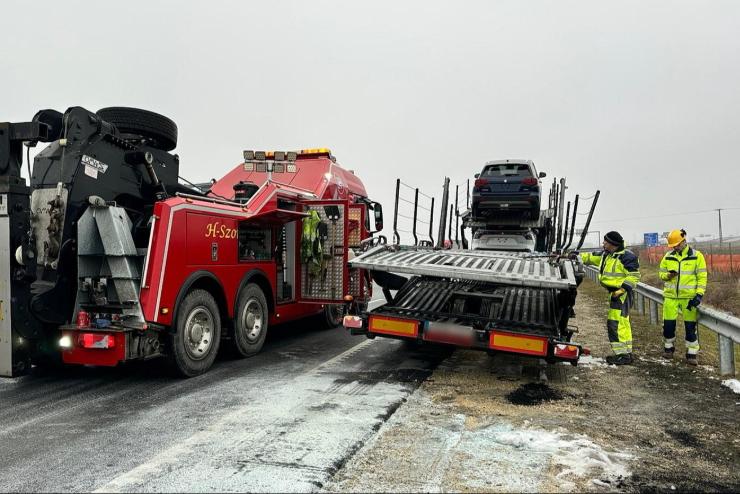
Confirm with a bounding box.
[522,177,537,186]
[474,178,488,187]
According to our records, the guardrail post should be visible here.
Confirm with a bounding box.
[649,299,659,325]
[638,292,645,315]
[718,335,736,376]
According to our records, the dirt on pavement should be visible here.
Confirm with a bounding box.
[326,280,740,493]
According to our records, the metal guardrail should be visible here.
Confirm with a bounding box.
[584,266,738,375]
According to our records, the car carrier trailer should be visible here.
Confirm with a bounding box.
[345,246,585,363]
[343,175,598,364]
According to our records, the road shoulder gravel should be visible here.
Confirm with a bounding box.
[326,281,740,493]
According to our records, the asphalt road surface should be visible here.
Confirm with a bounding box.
[0,320,450,493]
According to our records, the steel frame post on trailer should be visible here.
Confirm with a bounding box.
[428,197,435,245]
[556,178,566,251]
[466,179,470,210]
[563,195,579,251]
[448,204,453,245]
[455,185,459,247]
[550,179,559,252]
[576,190,600,251]
[436,177,450,248]
[392,178,401,245]
[412,188,419,246]
[562,201,571,252]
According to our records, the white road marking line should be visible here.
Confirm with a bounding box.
[305,339,374,375]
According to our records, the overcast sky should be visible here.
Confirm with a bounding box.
[3,0,739,247]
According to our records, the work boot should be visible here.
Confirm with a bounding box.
[686,354,698,366]
[606,353,633,365]
[662,347,675,360]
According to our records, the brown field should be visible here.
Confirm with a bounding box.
[637,261,740,317]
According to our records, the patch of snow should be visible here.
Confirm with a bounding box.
[640,356,672,366]
[577,355,609,368]
[721,379,740,394]
[488,424,632,490]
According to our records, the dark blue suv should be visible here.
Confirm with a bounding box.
[471,159,546,219]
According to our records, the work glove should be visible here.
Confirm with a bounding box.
[687,294,703,310]
[611,288,626,298]
[567,250,580,260]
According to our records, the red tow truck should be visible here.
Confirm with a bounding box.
[0,107,382,377]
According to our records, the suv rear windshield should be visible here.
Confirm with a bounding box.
[481,164,533,178]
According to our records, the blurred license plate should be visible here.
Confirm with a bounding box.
[487,238,513,244]
[423,322,474,346]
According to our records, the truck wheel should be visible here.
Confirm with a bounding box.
[321,304,344,328]
[96,107,178,151]
[232,284,268,357]
[168,289,221,377]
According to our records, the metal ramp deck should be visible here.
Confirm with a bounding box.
[372,278,559,335]
[349,245,577,289]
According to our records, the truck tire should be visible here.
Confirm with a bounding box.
[232,284,268,357]
[168,289,221,377]
[96,107,178,151]
[321,304,344,329]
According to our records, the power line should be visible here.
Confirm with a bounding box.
[590,207,740,224]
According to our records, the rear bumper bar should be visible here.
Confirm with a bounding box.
[473,196,538,209]
[59,324,163,367]
[345,314,581,364]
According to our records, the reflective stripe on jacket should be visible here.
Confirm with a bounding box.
[581,249,641,292]
[658,246,707,298]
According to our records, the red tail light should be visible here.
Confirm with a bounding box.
[474,178,488,187]
[79,333,116,349]
[522,177,537,186]
[553,343,579,359]
[343,315,364,329]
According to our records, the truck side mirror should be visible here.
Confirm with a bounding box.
[539,171,547,178]
[373,202,383,232]
[474,173,480,179]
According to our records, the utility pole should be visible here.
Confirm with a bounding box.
[717,208,724,247]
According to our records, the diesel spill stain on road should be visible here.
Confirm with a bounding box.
[506,382,564,406]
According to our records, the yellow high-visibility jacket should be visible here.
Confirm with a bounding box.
[658,245,707,298]
[581,249,641,292]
